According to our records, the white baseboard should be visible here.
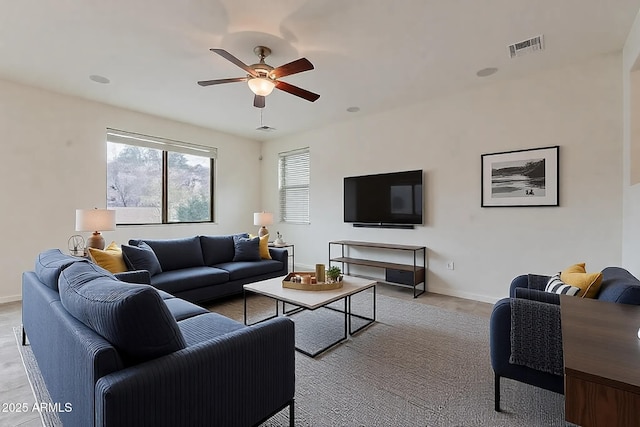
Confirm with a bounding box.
[425,285,501,304]
[297,262,501,304]
[0,295,22,304]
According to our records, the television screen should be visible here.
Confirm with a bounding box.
[344,170,423,225]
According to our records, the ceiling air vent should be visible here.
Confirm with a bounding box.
[508,35,544,58]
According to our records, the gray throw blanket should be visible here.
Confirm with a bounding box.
[510,298,564,376]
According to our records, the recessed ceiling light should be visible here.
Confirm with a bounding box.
[476,67,498,78]
[89,74,110,84]
[346,106,360,113]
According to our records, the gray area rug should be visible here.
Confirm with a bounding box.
[15,292,573,426]
[13,327,62,427]
[223,292,573,427]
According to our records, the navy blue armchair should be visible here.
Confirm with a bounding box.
[490,267,640,412]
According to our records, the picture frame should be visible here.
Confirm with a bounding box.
[481,146,559,207]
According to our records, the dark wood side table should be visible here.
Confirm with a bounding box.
[560,295,640,427]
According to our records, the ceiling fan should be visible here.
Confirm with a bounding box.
[198,46,320,108]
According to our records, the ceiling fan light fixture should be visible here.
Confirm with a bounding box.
[248,77,276,96]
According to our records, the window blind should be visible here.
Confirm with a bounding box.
[279,148,310,224]
[106,128,217,158]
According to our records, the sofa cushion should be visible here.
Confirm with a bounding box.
[200,234,248,265]
[150,266,229,294]
[215,260,284,281]
[233,235,261,262]
[122,242,163,276]
[178,312,245,346]
[130,237,204,271]
[35,248,87,291]
[58,262,186,365]
[88,241,128,274]
[597,267,640,304]
[154,288,175,300]
[560,263,603,299]
[163,298,209,321]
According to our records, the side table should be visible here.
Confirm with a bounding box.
[269,243,294,272]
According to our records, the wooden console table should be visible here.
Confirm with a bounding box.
[560,295,640,427]
[328,240,426,297]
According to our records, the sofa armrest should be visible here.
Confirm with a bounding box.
[268,247,288,263]
[510,298,563,376]
[490,297,562,375]
[514,287,560,305]
[508,273,551,297]
[95,317,295,427]
[490,297,565,395]
[114,270,151,285]
[490,297,513,374]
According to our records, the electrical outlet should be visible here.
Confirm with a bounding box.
[447,261,455,270]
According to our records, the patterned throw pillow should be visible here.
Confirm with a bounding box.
[545,273,581,296]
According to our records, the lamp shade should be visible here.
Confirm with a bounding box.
[253,212,274,226]
[75,209,116,232]
[247,77,276,96]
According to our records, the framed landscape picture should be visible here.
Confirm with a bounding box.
[481,146,559,207]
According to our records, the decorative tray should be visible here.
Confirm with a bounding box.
[282,272,343,291]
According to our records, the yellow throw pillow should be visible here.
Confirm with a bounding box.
[88,241,128,274]
[560,263,603,299]
[249,234,272,260]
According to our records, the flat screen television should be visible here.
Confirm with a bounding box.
[344,169,423,227]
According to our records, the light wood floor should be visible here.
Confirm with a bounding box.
[0,284,493,426]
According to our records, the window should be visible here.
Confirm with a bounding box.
[278,148,310,224]
[106,129,216,225]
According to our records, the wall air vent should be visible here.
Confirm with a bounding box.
[508,35,544,58]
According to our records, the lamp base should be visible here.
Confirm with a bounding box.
[86,232,105,250]
[258,226,269,238]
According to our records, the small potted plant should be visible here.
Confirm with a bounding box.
[326,266,342,283]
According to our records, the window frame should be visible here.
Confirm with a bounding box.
[106,128,216,225]
[278,147,310,224]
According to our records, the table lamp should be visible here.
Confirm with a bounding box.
[75,208,116,250]
[253,212,273,238]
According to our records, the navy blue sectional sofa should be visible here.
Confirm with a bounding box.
[123,235,288,304]
[22,249,295,427]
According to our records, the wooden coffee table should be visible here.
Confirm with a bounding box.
[243,275,376,357]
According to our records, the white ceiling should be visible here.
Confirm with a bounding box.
[1,0,639,141]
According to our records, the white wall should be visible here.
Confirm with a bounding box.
[0,79,262,302]
[0,53,624,304]
[623,9,640,276]
[262,53,623,303]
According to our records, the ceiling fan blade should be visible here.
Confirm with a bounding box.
[275,81,320,102]
[254,95,266,108]
[210,48,258,77]
[197,77,247,86]
[272,58,314,79]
